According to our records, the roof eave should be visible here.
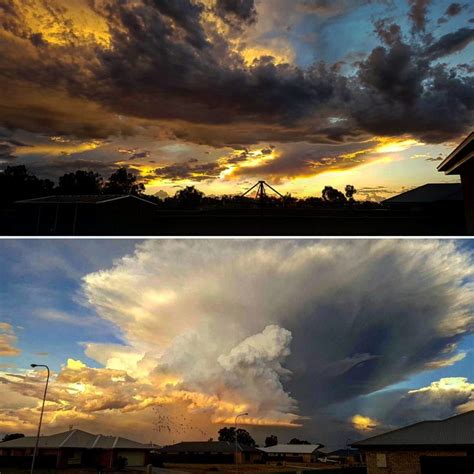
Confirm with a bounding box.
[438,133,474,174]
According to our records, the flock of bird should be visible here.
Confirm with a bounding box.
[152,405,209,443]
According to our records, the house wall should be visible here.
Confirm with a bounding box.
[117,450,147,466]
[265,452,314,463]
[461,165,474,235]
[159,452,235,464]
[365,449,466,474]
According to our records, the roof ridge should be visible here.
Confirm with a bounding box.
[59,429,77,447]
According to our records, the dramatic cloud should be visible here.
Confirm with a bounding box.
[0,0,471,151]
[382,377,474,427]
[214,0,257,24]
[0,0,472,192]
[425,28,474,59]
[78,241,474,435]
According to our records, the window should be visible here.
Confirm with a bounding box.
[376,453,387,468]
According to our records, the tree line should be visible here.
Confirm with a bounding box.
[0,165,380,210]
[0,166,144,205]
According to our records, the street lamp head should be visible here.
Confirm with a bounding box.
[30,364,38,368]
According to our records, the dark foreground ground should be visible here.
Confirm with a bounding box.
[0,207,467,236]
[0,467,365,474]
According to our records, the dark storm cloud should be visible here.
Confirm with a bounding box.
[153,159,224,181]
[214,0,257,24]
[0,143,18,161]
[425,28,474,60]
[20,158,119,181]
[351,34,474,142]
[0,0,472,155]
[232,141,370,182]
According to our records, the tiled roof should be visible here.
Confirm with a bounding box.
[258,444,323,454]
[0,429,153,450]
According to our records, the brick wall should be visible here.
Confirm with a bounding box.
[365,449,466,474]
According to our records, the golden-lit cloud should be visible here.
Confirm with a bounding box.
[11,0,112,47]
[351,414,379,432]
[408,377,474,396]
[373,137,424,154]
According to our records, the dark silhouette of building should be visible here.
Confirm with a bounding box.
[157,441,262,464]
[15,195,157,235]
[258,443,324,463]
[383,183,463,210]
[438,132,474,234]
[353,411,474,474]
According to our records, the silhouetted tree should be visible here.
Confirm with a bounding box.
[104,168,145,195]
[265,435,278,447]
[282,193,297,207]
[218,427,256,446]
[345,185,357,202]
[56,170,103,195]
[0,165,54,205]
[2,433,25,442]
[289,438,311,445]
[174,186,204,209]
[322,186,347,203]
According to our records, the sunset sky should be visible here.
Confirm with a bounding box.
[1,239,474,448]
[0,0,473,200]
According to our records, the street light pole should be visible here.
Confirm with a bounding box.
[30,364,50,474]
[234,412,248,474]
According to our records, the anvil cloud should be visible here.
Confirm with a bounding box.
[1,240,474,445]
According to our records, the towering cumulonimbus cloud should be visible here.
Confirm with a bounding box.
[81,240,474,432]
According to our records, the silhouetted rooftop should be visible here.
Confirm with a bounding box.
[353,411,474,447]
[438,132,474,175]
[16,195,156,205]
[158,441,259,453]
[383,183,462,204]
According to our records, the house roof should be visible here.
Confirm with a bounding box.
[438,132,474,175]
[0,429,154,450]
[258,444,323,454]
[383,183,462,204]
[158,441,259,454]
[352,411,474,448]
[15,195,156,206]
